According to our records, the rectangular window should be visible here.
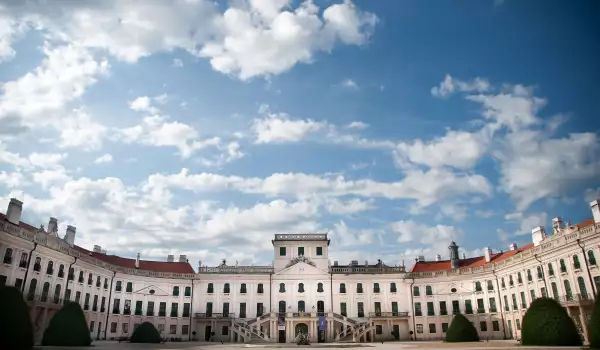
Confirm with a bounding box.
[390,282,397,293]
[112,299,120,314]
[257,283,264,294]
[90,321,95,333]
[425,285,433,295]
[170,325,177,335]
[222,326,229,335]
[530,289,536,301]
[428,324,436,333]
[464,300,473,314]
[340,302,347,316]
[489,297,497,312]
[541,287,547,298]
[279,247,286,256]
[316,247,323,256]
[416,324,423,334]
[239,302,246,318]
[135,301,143,315]
[182,325,189,335]
[439,301,447,315]
[520,292,527,308]
[427,302,434,316]
[391,302,398,315]
[476,298,484,313]
[298,247,304,256]
[147,301,155,316]
[516,319,521,330]
[413,286,420,296]
[480,321,487,332]
[110,322,117,333]
[375,325,382,334]
[206,302,213,316]
[492,320,500,331]
[159,302,167,316]
[75,291,81,303]
[171,303,178,317]
[414,302,422,316]
[452,300,460,314]
[257,303,264,317]
[122,323,129,334]
[442,323,449,333]
[357,302,364,317]
[223,302,230,316]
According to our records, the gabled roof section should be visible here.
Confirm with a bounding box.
[410,218,596,273]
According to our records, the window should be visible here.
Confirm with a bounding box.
[171,303,179,317]
[452,300,459,314]
[376,325,383,334]
[135,301,143,315]
[391,301,399,315]
[339,283,346,293]
[527,269,532,282]
[475,281,482,292]
[256,303,264,317]
[577,276,588,297]
[123,323,129,334]
[19,253,27,268]
[298,300,305,313]
[279,247,286,256]
[298,247,304,256]
[279,283,286,293]
[548,263,555,276]
[278,301,286,313]
[390,282,397,293]
[3,248,13,264]
[182,325,189,335]
[428,324,436,333]
[185,286,191,296]
[425,285,433,295]
[476,298,484,313]
[464,300,472,314]
[14,278,23,290]
[206,302,213,317]
[223,283,230,294]
[413,286,420,296]
[172,286,179,296]
[240,283,247,294]
[530,289,536,301]
[113,299,120,314]
[84,293,90,309]
[317,282,324,292]
[487,280,494,291]
[257,283,264,294]
[27,279,37,300]
[96,276,101,287]
[110,322,117,333]
[516,319,521,330]
[511,294,518,310]
[503,295,509,311]
[489,297,497,312]
[221,326,229,336]
[340,302,347,317]
[501,277,506,288]
[564,280,573,300]
[40,282,50,302]
[90,321,95,333]
[126,282,133,293]
[77,271,83,283]
[589,250,597,265]
[169,325,176,335]
[427,302,434,316]
[357,302,364,317]
[559,259,567,273]
[442,323,448,333]
[373,283,380,293]
[517,272,523,284]
[416,324,423,334]
[317,300,325,314]
[87,273,93,285]
[159,302,167,316]
[414,302,422,316]
[492,320,500,331]
[509,275,514,286]
[541,287,547,298]
[316,247,323,256]
[207,283,214,293]
[480,321,487,332]
[34,257,41,271]
[115,281,122,292]
[101,296,106,312]
[104,278,108,289]
[357,283,363,293]
[298,283,305,293]
[574,255,581,269]
[551,282,559,300]
[183,303,190,317]
[439,301,447,315]
[46,261,54,275]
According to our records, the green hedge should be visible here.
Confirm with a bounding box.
[130,322,161,343]
[42,301,91,346]
[445,313,479,342]
[521,297,582,346]
[0,286,34,349]
[589,294,600,348]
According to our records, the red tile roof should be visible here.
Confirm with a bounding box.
[1,212,195,274]
[409,218,596,273]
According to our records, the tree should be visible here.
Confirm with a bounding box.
[521,297,582,346]
[42,302,91,346]
[130,322,161,343]
[445,313,479,342]
[0,286,34,349]
[588,294,600,348]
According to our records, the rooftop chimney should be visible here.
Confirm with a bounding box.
[435,254,442,261]
[591,200,600,224]
[365,260,369,266]
[532,226,546,247]
[449,241,459,269]
[6,198,23,225]
[64,225,76,246]
[135,253,140,269]
[417,255,425,262]
[198,260,202,270]
[47,217,58,235]
[333,261,338,266]
[167,255,174,262]
[179,254,187,263]
[509,243,517,251]
[484,247,493,263]
[462,253,466,259]
[93,245,102,253]
[552,217,563,234]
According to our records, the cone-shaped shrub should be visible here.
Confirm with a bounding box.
[0,286,34,349]
[445,313,479,342]
[521,297,582,346]
[130,322,161,343]
[588,295,600,348]
[42,301,91,346]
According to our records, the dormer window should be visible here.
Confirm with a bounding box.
[298,247,304,256]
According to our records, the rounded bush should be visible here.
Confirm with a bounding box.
[521,297,582,346]
[42,301,91,346]
[130,322,161,343]
[445,313,479,342]
[0,286,34,349]
[589,295,600,348]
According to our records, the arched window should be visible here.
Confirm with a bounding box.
[551,282,559,299]
[34,257,41,271]
[207,283,214,293]
[564,280,573,300]
[298,300,305,312]
[517,272,523,284]
[126,282,133,292]
[573,255,581,269]
[559,259,567,273]
[173,286,179,296]
[278,301,286,313]
[536,266,543,279]
[58,264,65,278]
[240,283,247,293]
[547,263,554,276]
[27,279,37,300]
[501,277,505,288]
[317,282,324,293]
[577,276,588,298]
[115,280,122,291]
[588,250,597,265]
[223,283,230,293]
[78,271,84,283]
[298,283,305,293]
[279,283,286,293]
[96,276,101,287]
[509,275,514,286]
[412,285,419,296]
[357,283,364,293]
[185,286,191,296]
[46,261,54,275]
[53,284,61,303]
[339,283,346,293]
[526,269,532,282]
[87,273,93,285]
[3,247,13,264]
[41,282,50,302]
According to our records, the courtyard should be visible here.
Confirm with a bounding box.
[35,341,585,350]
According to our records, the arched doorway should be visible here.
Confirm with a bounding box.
[295,323,309,337]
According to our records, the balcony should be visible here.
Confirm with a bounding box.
[194,313,235,319]
[556,293,594,305]
[369,312,409,318]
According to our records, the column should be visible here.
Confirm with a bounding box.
[578,307,589,344]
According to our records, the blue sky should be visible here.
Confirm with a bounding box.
[0,0,598,268]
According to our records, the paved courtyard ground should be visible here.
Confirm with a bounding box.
[36,340,585,350]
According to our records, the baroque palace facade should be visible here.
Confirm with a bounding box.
[1,198,600,344]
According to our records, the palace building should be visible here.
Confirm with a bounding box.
[1,198,599,344]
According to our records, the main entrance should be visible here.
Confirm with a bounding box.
[295,323,308,337]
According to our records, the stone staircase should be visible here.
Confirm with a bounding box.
[231,319,270,343]
[333,314,371,342]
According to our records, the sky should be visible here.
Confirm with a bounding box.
[0,0,599,270]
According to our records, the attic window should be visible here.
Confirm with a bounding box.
[450,288,457,293]
[149,289,155,295]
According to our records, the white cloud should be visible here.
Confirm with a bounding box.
[94,153,113,164]
[252,105,326,143]
[505,211,548,235]
[341,79,359,89]
[585,188,600,203]
[172,58,183,68]
[431,74,490,98]
[324,198,375,215]
[129,96,159,114]
[345,121,368,130]
[391,220,463,254]
[58,109,108,151]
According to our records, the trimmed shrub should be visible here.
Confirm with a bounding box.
[521,297,582,346]
[589,295,600,348]
[42,301,91,346]
[445,313,479,342]
[130,322,161,343]
[0,286,34,349]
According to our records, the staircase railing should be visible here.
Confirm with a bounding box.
[231,319,269,341]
